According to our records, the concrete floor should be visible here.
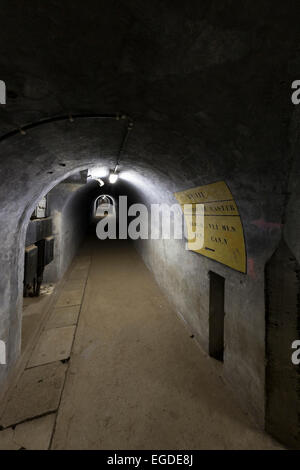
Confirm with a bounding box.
[22,284,56,353]
[0,235,283,449]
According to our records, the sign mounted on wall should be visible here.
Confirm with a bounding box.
[174,181,246,273]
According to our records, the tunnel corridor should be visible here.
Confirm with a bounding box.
[0,0,300,453]
[0,234,282,450]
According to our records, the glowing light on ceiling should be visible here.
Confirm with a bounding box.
[109,170,119,184]
[88,167,109,179]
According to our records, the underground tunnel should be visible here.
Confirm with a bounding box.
[0,0,299,453]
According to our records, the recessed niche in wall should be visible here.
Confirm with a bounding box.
[209,271,225,362]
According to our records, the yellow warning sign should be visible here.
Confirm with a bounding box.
[174,181,246,273]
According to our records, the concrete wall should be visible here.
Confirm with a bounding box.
[0,113,294,427]
[114,157,284,427]
[43,180,97,283]
[284,106,300,263]
[263,93,300,447]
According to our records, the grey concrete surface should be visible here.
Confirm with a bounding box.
[55,290,84,309]
[51,236,282,450]
[27,326,76,367]
[0,414,56,450]
[46,305,81,329]
[0,362,67,428]
[22,287,55,353]
[0,428,19,450]
[13,414,56,450]
[0,1,299,441]
[43,181,98,283]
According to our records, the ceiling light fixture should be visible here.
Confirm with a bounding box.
[109,169,119,184]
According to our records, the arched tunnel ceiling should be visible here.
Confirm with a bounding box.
[0,0,299,239]
[0,0,298,137]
